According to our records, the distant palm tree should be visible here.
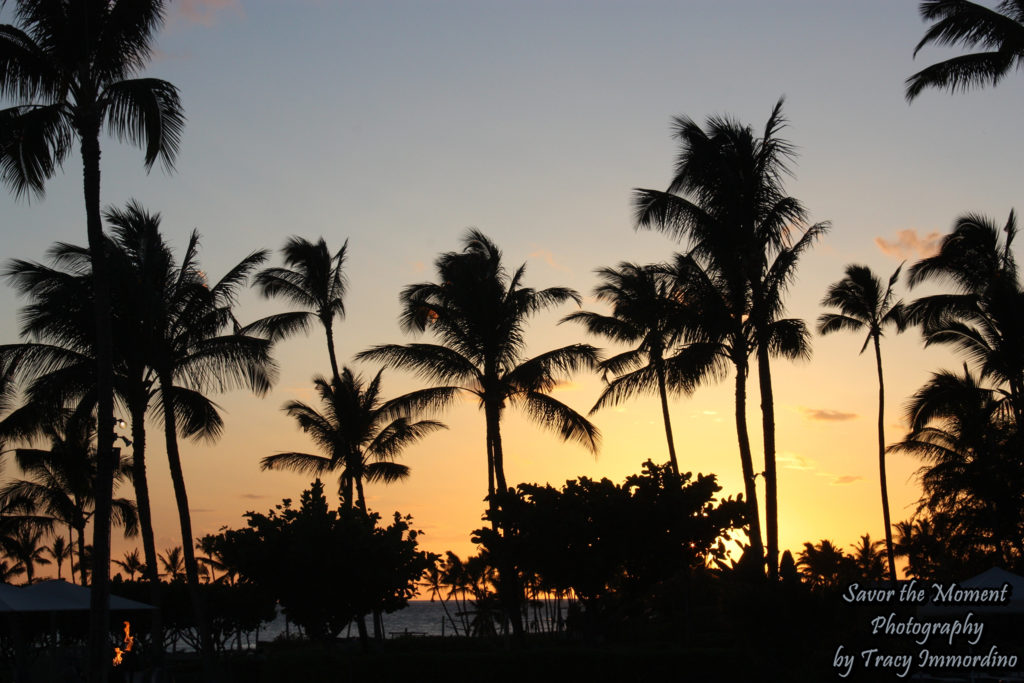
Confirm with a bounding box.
[0,559,25,584]
[5,527,50,585]
[563,262,701,476]
[0,4,183,658]
[159,546,186,582]
[906,0,1024,101]
[797,540,854,591]
[849,534,887,582]
[358,231,600,507]
[819,264,906,582]
[253,237,349,383]
[46,535,73,581]
[262,368,446,511]
[114,549,145,582]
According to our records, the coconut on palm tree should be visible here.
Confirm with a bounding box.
[0,4,183,661]
[906,0,1024,101]
[261,368,447,511]
[634,99,826,577]
[818,264,906,582]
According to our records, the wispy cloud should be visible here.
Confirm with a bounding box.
[529,248,570,273]
[804,408,858,422]
[175,0,242,26]
[239,493,266,500]
[874,229,942,260]
[830,475,864,486]
[777,452,815,471]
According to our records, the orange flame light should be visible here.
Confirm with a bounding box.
[112,621,134,667]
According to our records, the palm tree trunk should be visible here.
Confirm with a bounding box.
[324,320,342,386]
[128,393,165,663]
[655,360,680,476]
[67,521,77,584]
[355,475,367,513]
[756,345,779,581]
[487,403,508,495]
[81,118,116,683]
[733,351,765,568]
[874,337,897,584]
[158,371,215,681]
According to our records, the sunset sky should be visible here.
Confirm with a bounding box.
[2,0,1023,573]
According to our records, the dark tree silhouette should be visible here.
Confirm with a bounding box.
[261,368,447,511]
[634,99,827,578]
[0,5,183,669]
[906,0,1024,100]
[819,264,906,582]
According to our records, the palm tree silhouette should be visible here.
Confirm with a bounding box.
[358,231,600,505]
[46,535,73,580]
[563,262,706,476]
[849,534,888,582]
[0,405,138,585]
[906,0,1024,101]
[4,527,49,585]
[634,99,826,576]
[0,3,183,651]
[253,237,350,384]
[889,366,1024,565]
[261,368,447,511]
[159,546,186,582]
[906,211,1024,427]
[113,548,145,582]
[819,264,906,582]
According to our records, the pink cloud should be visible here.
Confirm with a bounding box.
[874,229,942,260]
[803,408,858,422]
[831,475,863,486]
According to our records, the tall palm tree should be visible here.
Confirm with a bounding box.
[357,231,600,506]
[261,368,447,511]
[633,99,825,575]
[562,262,712,476]
[906,211,1024,427]
[818,264,906,582]
[0,4,184,664]
[906,0,1024,101]
[252,237,349,384]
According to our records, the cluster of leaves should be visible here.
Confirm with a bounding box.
[208,479,431,642]
[475,460,746,604]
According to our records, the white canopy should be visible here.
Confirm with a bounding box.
[918,567,1024,616]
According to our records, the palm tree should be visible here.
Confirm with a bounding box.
[633,99,826,575]
[906,211,1024,427]
[252,237,349,383]
[4,527,49,584]
[906,0,1024,101]
[46,535,73,580]
[159,546,186,582]
[889,366,1024,566]
[358,231,599,641]
[0,405,139,585]
[113,549,144,582]
[562,262,710,476]
[849,534,887,582]
[818,264,906,582]
[357,231,600,507]
[261,368,447,511]
[0,4,183,661]
[796,540,854,591]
